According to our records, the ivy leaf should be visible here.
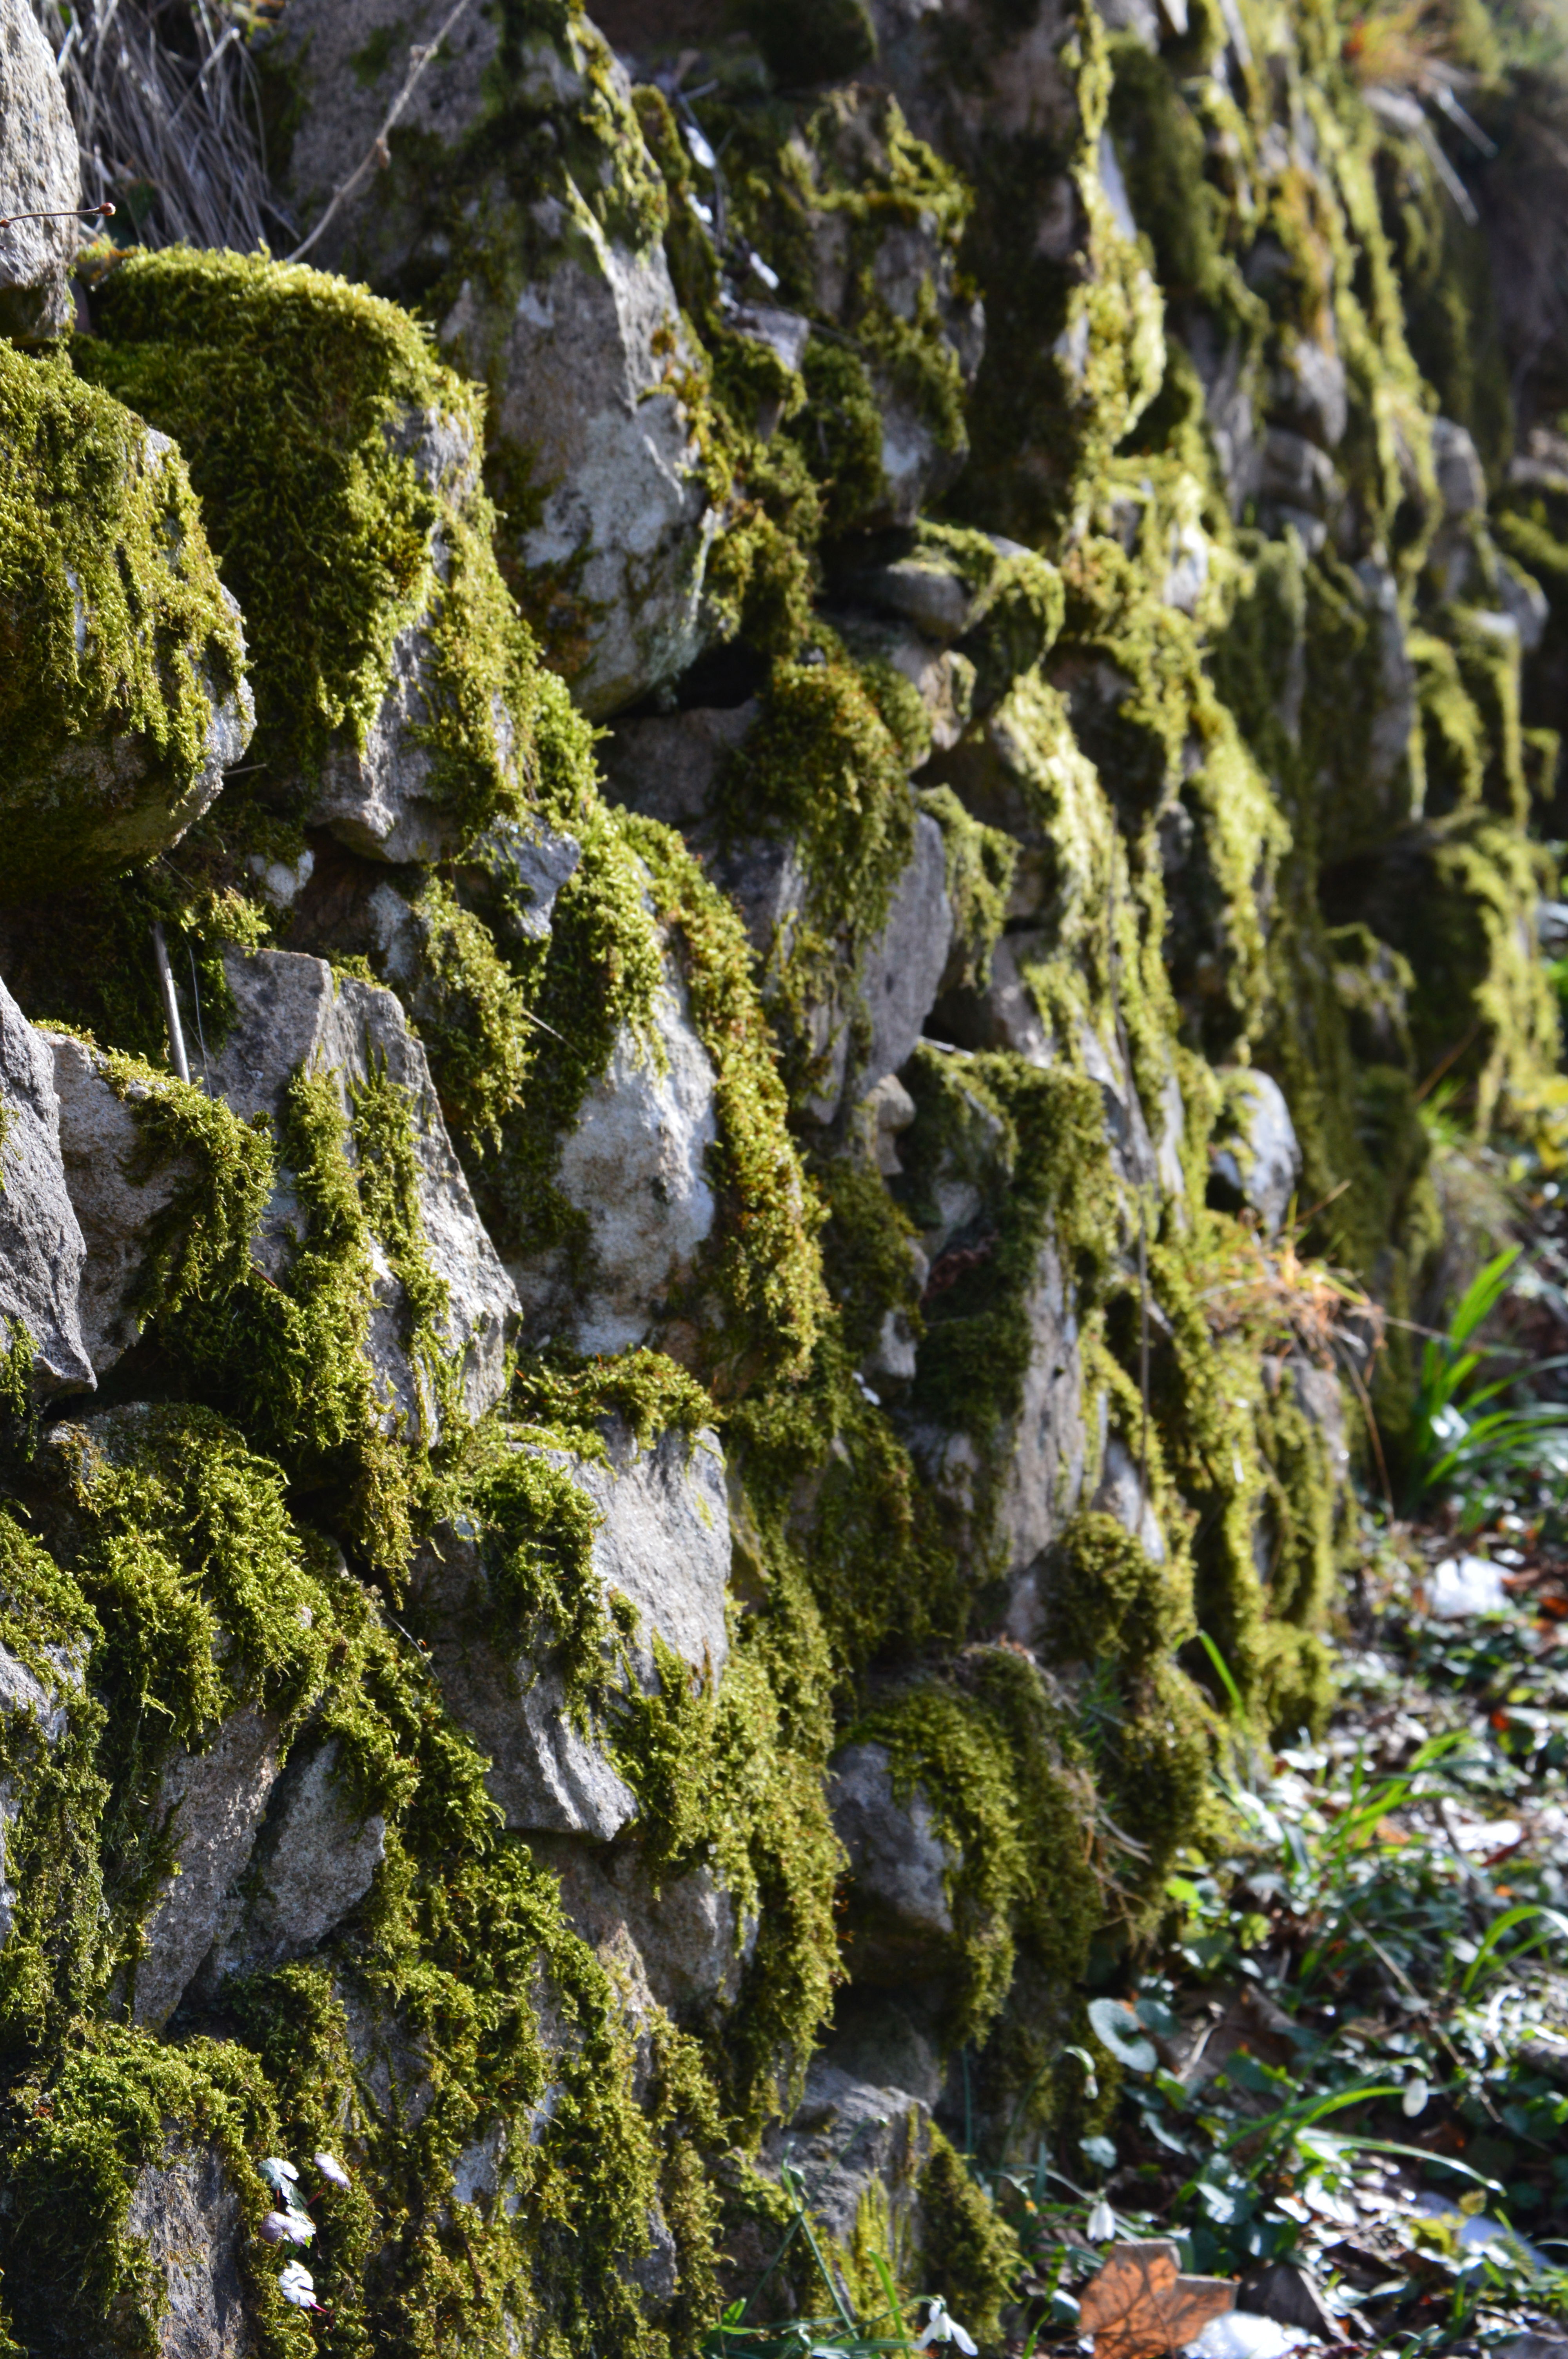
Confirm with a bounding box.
[1089,1997,1160,2073]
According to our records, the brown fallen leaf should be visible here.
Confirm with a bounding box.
[1079,2239,1236,2359]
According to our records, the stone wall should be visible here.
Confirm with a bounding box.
[0,0,1563,2347]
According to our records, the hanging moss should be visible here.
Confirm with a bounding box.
[849,1650,1103,2045]
[0,342,247,901]
[716,650,918,949]
[76,245,536,853]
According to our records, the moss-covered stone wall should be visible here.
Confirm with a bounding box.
[0,0,1564,2346]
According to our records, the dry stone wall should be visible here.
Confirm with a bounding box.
[0,0,1564,2347]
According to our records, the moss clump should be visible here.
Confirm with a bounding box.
[918,2128,1022,2347]
[904,1050,1117,1479]
[717,650,918,949]
[851,1649,1102,2043]
[76,246,535,853]
[1046,1509,1190,1671]
[0,2023,297,2358]
[0,342,247,901]
[151,1039,459,1575]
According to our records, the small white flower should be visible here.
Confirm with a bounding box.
[749,251,781,292]
[915,2297,978,2355]
[260,2209,314,2246]
[1087,2197,1117,2242]
[682,121,716,172]
[1401,2077,1430,2118]
[277,2259,318,2310]
[314,2152,351,2190]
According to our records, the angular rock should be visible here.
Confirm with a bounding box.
[1259,426,1344,518]
[1208,1070,1301,1237]
[848,810,954,1106]
[274,0,715,715]
[0,0,79,343]
[830,1740,955,1975]
[918,1234,1087,1598]
[307,403,523,863]
[1432,416,1486,520]
[540,1836,750,2018]
[0,364,255,901]
[758,2061,933,2299]
[133,1700,283,2032]
[0,975,94,1400]
[1092,1433,1167,1564]
[45,1033,200,1378]
[508,955,719,1356]
[601,703,759,830]
[200,1735,386,1988]
[123,2137,254,2359]
[410,1416,731,1840]
[1268,331,1347,451]
[207,949,519,1430]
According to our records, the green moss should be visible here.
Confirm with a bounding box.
[0,343,246,901]
[0,1513,105,2058]
[76,247,534,853]
[904,1050,1116,1492]
[628,817,830,1395]
[815,1158,924,1366]
[1047,1509,1189,1671]
[917,2130,1022,2348]
[851,1650,1102,2044]
[717,651,918,950]
[93,1046,275,1323]
[0,2023,299,2359]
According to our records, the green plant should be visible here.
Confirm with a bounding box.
[1406,1248,1568,1524]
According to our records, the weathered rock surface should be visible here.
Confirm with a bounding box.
[273,0,715,714]
[45,1033,197,1378]
[306,403,522,863]
[830,1740,955,1974]
[0,976,94,1399]
[410,1417,730,1840]
[207,949,519,1430]
[509,956,720,1356]
[122,2138,254,2359]
[760,2060,933,2292]
[916,1233,1086,1600]
[132,1700,282,2032]
[0,0,79,343]
[601,703,759,829]
[541,1836,748,2019]
[199,1735,386,1988]
[1209,1070,1302,1238]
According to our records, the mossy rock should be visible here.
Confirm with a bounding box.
[75,245,534,864]
[0,343,250,903]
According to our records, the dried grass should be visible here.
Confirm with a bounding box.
[29,0,290,254]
